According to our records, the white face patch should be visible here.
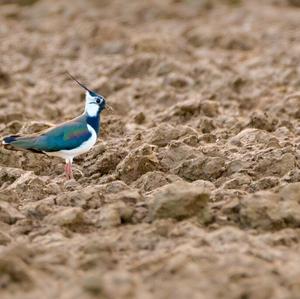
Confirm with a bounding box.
[85,91,99,117]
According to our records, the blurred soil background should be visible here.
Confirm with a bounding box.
[0,0,300,298]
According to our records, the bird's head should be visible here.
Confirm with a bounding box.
[85,90,106,116]
[67,72,106,117]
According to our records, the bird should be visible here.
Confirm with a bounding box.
[2,73,106,180]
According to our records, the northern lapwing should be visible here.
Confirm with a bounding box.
[2,73,106,179]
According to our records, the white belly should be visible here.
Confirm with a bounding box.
[45,124,97,162]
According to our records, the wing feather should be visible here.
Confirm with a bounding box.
[4,119,92,152]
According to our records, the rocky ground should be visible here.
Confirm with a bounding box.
[0,0,300,298]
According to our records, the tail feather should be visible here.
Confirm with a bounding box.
[2,135,44,154]
[2,135,21,145]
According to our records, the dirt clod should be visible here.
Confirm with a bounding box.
[148,181,210,221]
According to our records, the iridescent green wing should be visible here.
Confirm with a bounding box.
[36,120,92,152]
[9,120,92,152]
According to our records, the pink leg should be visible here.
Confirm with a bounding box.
[68,162,73,179]
[64,163,69,179]
[64,159,74,180]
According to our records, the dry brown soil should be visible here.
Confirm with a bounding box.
[1,0,300,298]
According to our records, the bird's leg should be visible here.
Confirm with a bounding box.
[68,161,73,179]
[64,159,72,180]
[64,158,74,180]
[64,163,70,180]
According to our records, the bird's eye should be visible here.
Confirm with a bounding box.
[96,98,101,104]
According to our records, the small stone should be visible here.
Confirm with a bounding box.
[248,112,278,132]
[222,174,251,190]
[88,149,127,176]
[201,100,219,117]
[251,177,279,192]
[83,273,106,295]
[105,180,131,194]
[164,72,194,88]
[22,197,54,219]
[134,112,146,124]
[0,67,10,85]
[116,144,160,184]
[55,188,96,208]
[100,41,127,55]
[192,180,216,193]
[182,135,199,147]
[229,128,275,146]
[0,201,24,224]
[146,123,181,147]
[45,207,85,226]
[133,171,182,192]
[198,117,216,133]
[0,231,11,245]
[148,181,210,221]
[97,205,121,228]
[146,123,197,147]
[83,270,137,298]
[5,120,23,134]
[115,201,134,223]
[159,142,202,170]
[159,98,205,123]
[108,190,142,205]
[63,179,81,191]
[279,183,300,203]
[174,156,225,181]
[226,159,249,175]
[282,169,300,183]
[239,192,281,229]
[91,142,107,157]
[0,112,24,123]
[254,152,296,178]
[0,255,33,290]
[0,170,57,202]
